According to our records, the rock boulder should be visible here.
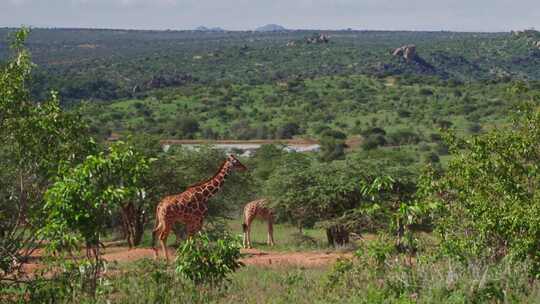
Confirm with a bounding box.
[393,45,417,61]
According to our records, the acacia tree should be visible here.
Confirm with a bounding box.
[265,155,367,246]
[263,153,318,233]
[265,150,421,247]
[0,29,94,278]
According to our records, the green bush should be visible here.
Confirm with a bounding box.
[356,234,396,269]
[423,105,540,273]
[388,130,421,145]
[175,232,243,285]
[361,135,387,150]
[424,152,440,164]
[319,137,346,162]
[276,122,301,139]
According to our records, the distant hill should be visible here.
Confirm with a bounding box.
[255,24,287,32]
[4,28,540,103]
[194,26,225,32]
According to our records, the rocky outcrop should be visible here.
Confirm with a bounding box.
[390,44,436,73]
[306,33,329,44]
[512,29,540,38]
[393,45,417,61]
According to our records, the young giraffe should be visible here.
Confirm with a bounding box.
[152,154,247,261]
[242,199,275,249]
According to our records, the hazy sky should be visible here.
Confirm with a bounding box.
[1,0,539,32]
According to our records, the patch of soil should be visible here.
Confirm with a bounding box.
[103,247,352,268]
[18,245,352,275]
[240,248,351,267]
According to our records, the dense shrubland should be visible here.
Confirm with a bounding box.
[3,28,540,303]
[1,28,540,104]
[77,75,531,168]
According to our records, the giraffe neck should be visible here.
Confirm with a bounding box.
[194,160,232,202]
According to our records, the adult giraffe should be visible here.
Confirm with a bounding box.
[242,198,275,249]
[152,154,247,261]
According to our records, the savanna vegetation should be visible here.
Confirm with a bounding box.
[2,26,540,303]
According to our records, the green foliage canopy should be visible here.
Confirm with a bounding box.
[422,104,540,271]
[0,28,95,276]
[39,142,152,252]
[175,232,243,285]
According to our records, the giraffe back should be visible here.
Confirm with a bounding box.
[244,199,273,221]
[157,190,209,224]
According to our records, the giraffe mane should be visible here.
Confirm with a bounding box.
[185,159,228,189]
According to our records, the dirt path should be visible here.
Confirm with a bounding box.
[103,247,352,268]
[18,245,352,276]
[240,248,352,267]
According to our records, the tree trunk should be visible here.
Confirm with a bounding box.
[120,204,134,248]
[132,205,146,246]
[120,208,131,245]
[121,202,148,248]
[326,225,349,247]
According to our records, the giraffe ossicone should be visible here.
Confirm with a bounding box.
[152,154,247,261]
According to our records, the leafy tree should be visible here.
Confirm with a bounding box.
[119,134,165,247]
[264,153,318,232]
[248,144,287,184]
[319,137,346,162]
[266,147,421,247]
[387,130,421,145]
[264,157,363,245]
[39,141,152,257]
[422,104,540,272]
[321,129,347,139]
[361,135,387,150]
[231,119,257,140]
[276,122,300,139]
[0,29,95,278]
[173,116,200,138]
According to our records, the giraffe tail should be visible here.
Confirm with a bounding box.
[242,222,248,233]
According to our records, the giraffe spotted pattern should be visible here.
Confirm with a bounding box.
[152,154,247,261]
[242,199,275,249]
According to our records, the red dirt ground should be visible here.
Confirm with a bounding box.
[19,245,352,275]
[102,247,353,268]
[240,248,353,267]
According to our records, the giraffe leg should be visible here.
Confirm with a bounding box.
[242,215,249,249]
[245,218,253,249]
[242,224,251,249]
[158,224,172,262]
[242,225,248,249]
[267,217,275,247]
[152,206,164,259]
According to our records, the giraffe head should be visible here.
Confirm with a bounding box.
[226,154,247,171]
